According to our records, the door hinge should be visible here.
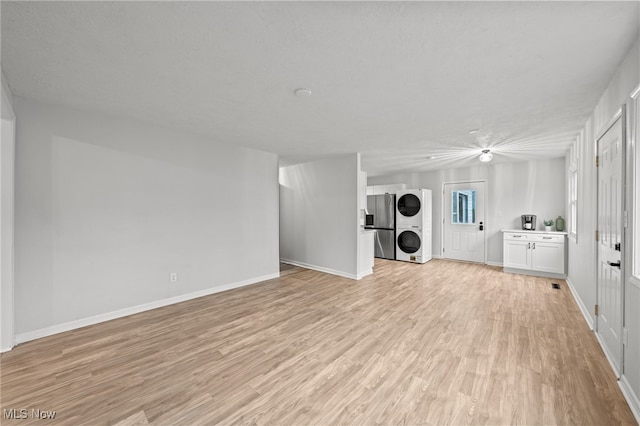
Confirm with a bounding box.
[595,304,599,316]
[595,230,599,241]
[595,155,599,167]
[623,327,628,345]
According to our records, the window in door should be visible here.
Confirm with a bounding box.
[451,190,476,224]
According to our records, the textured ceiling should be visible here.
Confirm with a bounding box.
[2,1,638,176]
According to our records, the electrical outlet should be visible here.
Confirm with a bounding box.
[170,272,178,283]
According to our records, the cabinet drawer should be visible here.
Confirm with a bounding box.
[504,233,529,241]
[529,234,564,243]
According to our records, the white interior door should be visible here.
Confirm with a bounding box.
[443,181,486,263]
[597,115,624,374]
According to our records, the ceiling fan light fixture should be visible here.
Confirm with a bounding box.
[479,149,493,162]
[294,88,312,97]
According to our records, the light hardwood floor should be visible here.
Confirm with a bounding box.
[1,259,637,425]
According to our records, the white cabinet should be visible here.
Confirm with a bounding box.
[366,184,406,195]
[503,231,566,278]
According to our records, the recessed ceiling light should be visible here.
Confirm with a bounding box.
[468,129,480,134]
[295,88,312,97]
[479,149,493,162]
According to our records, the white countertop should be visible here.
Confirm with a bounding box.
[361,228,377,234]
[501,229,568,235]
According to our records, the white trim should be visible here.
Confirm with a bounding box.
[431,254,442,259]
[594,331,621,379]
[631,87,640,283]
[631,83,640,100]
[596,107,623,142]
[569,167,578,240]
[619,375,640,425]
[357,266,373,280]
[565,276,594,330]
[280,259,357,280]
[486,261,503,267]
[618,83,640,426]
[14,272,280,345]
[440,179,487,185]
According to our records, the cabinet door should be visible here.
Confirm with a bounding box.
[504,240,530,269]
[530,242,564,274]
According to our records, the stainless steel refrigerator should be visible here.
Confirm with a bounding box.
[365,194,396,260]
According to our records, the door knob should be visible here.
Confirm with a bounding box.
[607,260,621,268]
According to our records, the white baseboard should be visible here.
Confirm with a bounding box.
[357,269,373,280]
[620,375,640,425]
[486,261,503,267]
[280,259,357,280]
[15,272,280,345]
[431,254,442,259]
[0,344,13,353]
[503,267,566,280]
[565,276,594,330]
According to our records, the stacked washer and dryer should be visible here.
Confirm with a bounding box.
[395,189,432,263]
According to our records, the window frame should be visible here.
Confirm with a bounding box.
[451,189,476,225]
[632,85,640,282]
[569,138,579,240]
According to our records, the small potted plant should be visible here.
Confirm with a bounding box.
[544,219,554,232]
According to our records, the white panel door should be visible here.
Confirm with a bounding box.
[597,116,624,374]
[443,182,486,263]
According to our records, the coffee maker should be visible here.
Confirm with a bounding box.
[521,215,536,230]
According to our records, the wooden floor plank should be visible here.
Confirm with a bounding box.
[1,259,636,425]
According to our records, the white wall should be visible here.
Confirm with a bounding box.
[566,36,640,419]
[368,158,566,265]
[279,154,360,279]
[13,97,280,341]
[1,70,16,351]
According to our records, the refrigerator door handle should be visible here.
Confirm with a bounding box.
[374,231,384,256]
